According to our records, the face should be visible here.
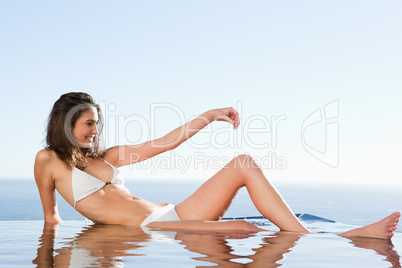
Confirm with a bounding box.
[71,107,99,148]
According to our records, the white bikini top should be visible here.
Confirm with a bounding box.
[72,159,125,209]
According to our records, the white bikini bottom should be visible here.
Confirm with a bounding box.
[141,204,181,227]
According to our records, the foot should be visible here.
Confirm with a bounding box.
[339,211,400,240]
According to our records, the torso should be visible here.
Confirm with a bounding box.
[37,149,167,225]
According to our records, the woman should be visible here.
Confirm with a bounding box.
[34,92,400,239]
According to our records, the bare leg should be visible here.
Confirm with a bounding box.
[147,220,263,232]
[339,211,400,240]
[175,154,310,233]
[172,155,400,239]
[147,211,400,240]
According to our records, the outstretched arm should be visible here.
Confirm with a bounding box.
[34,151,63,224]
[104,107,240,167]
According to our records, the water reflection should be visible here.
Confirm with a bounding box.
[33,223,401,267]
[347,237,401,268]
[33,223,152,267]
[174,230,301,267]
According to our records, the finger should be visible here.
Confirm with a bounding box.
[228,108,240,128]
[226,109,236,121]
[218,114,239,129]
[215,115,234,125]
[228,107,239,117]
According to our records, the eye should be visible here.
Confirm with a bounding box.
[86,120,98,126]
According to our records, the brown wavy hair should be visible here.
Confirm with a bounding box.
[46,92,105,169]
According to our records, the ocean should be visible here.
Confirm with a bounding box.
[1,178,401,227]
[0,178,401,267]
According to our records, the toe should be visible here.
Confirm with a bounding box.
[389,226,397,232]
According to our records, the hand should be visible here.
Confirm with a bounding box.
[208,107,240,129]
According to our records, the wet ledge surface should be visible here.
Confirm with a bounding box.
[1,220,401,268]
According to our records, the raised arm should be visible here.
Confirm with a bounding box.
[34,150,63,224]
[105,107,240,167]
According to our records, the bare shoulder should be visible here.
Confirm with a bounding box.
[35,148,59,168]
[35,148,53,162]
[35,149,53,177]
[34,149,65,181]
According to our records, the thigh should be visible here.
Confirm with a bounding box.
[175,161,243,221]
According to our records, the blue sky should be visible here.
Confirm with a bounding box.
[0,1,401,185]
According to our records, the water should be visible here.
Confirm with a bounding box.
[0,179,401,267]
[1,179,400,227]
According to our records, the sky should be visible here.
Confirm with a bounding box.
[0,0,401,186]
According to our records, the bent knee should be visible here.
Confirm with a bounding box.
[233,154,255,167]
[231,154,262,173]
[235,154,253,161]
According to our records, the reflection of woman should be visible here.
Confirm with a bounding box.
[34,92,400,239]
[174,229,302,267]
[32,223,401,267]
[33,223,152,267]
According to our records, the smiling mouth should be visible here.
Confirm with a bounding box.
[85,136,95,142]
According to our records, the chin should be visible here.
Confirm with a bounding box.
[85,142,95,149]
[77,141,94,149]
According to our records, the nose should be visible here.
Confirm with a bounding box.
[92,124,99,135]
